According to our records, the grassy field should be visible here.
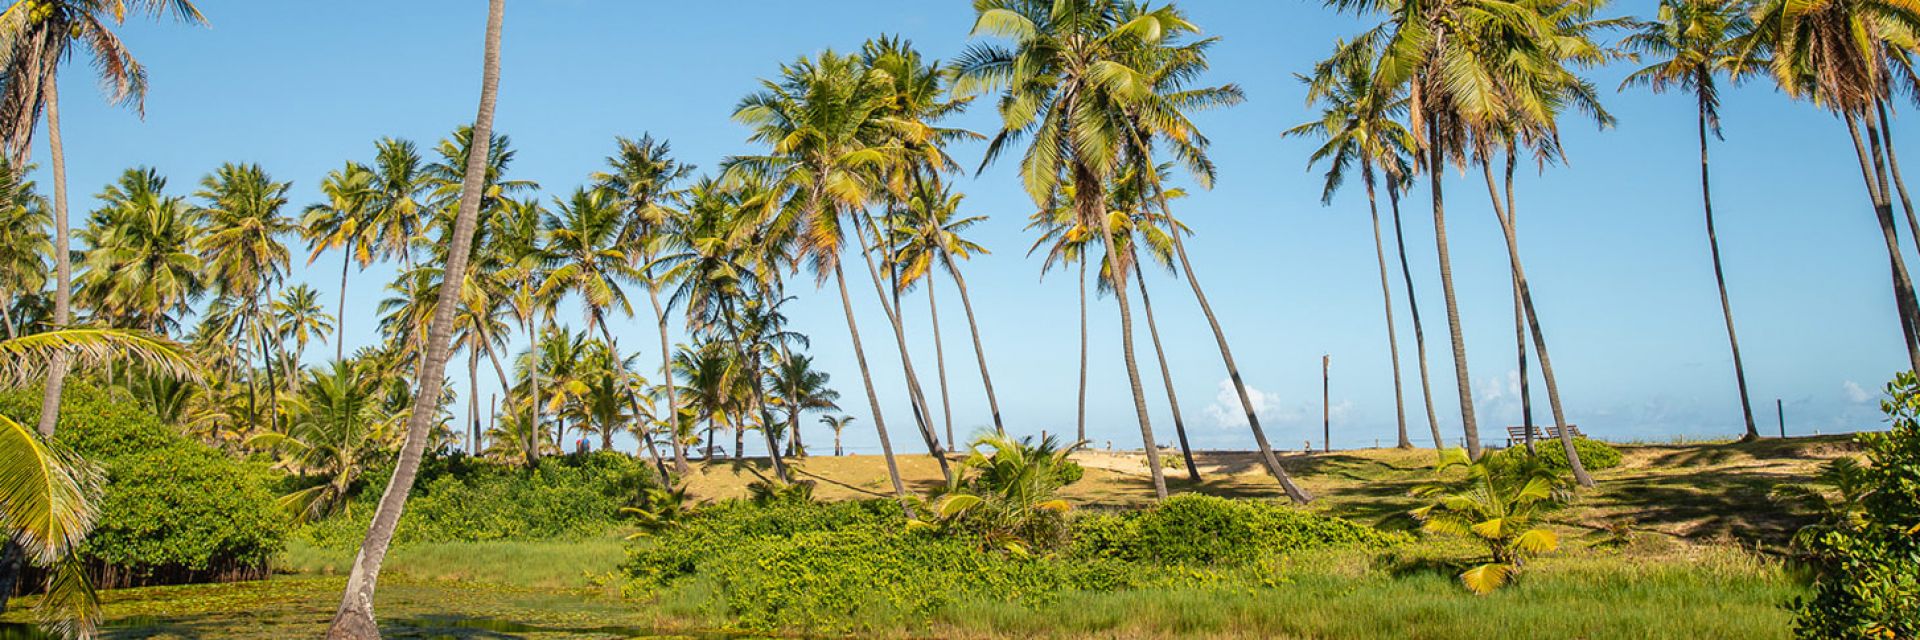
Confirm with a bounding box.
[1,436,1856,638]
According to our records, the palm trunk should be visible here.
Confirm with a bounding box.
[1387,184,1443,450]
[1428,142,1481,457]
[595,322,671,480]
[1362,167,1410,449]
[647,283,690,474]
[328,1,503,634]
[1500,151,1535,453]
[926,275,955,448]
[469,342,481,453]
[854,213,952,482]
[834,430,843,456]
[1845,112,1920,373]
[1701,92,1758,441]
[1483,161,1594,488]
[777,341,805,458]
[833,261,913,514]
[337,251,351,361]
[1149,185,1312,503]
[34,80,69,437]
[1110,263,1167,500]
[724,301,789,484]
[1877,100,1920,275]
[1135,260,1199,481]
[0,297,15,340]
[1076,257,1089,443]
[942,251,1004,434]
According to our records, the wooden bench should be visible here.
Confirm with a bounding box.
[1505,424,1584,447]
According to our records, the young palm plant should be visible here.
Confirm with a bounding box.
[1411,448,1567,594]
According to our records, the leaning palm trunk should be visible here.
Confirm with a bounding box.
[1111,263,1168,500]
[926,275,954,448]
[1701,92,1758,441]
[594,323,671,481]
[327,2,503,635]
[646,284,689,473]
[1482,163,1593,488]
[1150,186,1312,503]
[853,215,952,482]
[1362,168,1410,449]
[1500,153,1536,453]
[1877,100,1920,280]
[941,251,1005,434]
[1426,142,1481,458]
[1846,112,1920,373]
[832,261,913,515]
[1135,261,1199,481]
[1386,185,1444,450]
[34,81,69,437]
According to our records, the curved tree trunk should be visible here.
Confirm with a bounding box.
[1076,257,1089,443]
[853,214,951,482]
[1150,186,1313,503]
[1362,168,1410,449]
[646,284,689,474]
[833,262,913,515]
[1877,100,1920,282]
[1500,152,1536,454]
[1428,142,1481,458]
[1111,264,1167,500]
[927,276,954,448]
[1702,93,1758,441]
[1387,185,1444,450]
[1483,162,1593,488]
[942,252,1004,434]
[328,1,504,635]
[34,79,68,437]
[1846,113,1920,373]
[1135,260,1199,481]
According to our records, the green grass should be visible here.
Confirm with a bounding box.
[276,537,629,590]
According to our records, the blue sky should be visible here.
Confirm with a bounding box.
[36,0,1911,455]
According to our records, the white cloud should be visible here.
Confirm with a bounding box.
[1843,380,1873,404]
[1204,379,1280,427]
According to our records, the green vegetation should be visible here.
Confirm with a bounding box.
[1498,437,1624,472]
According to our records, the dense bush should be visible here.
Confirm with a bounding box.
[624,495,1399,632]
[1790,374,1920,640]
[1071,495,1402,565]
[1497,437,1622,472]
[0,384,287,587]
[298,450,656,547]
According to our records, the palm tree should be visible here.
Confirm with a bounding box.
[367,138,429,270]
[821,414,854,456]
[272,283,335,384]
[252,360,391,525]
[489,196,554,463]
[595,134,694,474]
[75,168,204,333]
[0,0,206,437]
[1743,0,1920,373]
[329,1,502,635]
[197,162,295,432]
[1621,0,1760,441]
[1287,35,1422,450]
[768,353,840,457]
[889,186,993,445]
[301,161,377,361]
[0,159,49,340]
[728,50,920,507]
[537,187,670,475]
[1024,192,1092,445]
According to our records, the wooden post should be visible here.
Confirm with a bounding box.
[1322,354,1331,453]
[1776,398,1785,439]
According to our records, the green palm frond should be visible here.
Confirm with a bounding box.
[0,327,200,388]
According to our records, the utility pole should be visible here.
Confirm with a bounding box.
[1777,398,1785,439]
[1322,354,1331,453]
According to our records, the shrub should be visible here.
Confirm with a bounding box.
[1,383,287,587]
[1790,373,1920,639]
[1070,495,1400,566]
[297,450,656,547]
[1498,437,1621,472]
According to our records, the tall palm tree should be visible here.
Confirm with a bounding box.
[300,161,377,361]
[0,0,206,437]
[272,283,335,385]
[595,134,694,474]
[0,159,49,340]
[367,138,428,271]
[1743,0,1920,373]
[728,50,920,508]
[889,186,992,445]
[1024,192,1092,445]
[75,168,203,333]
[489,196,554,463]
[1287,35,1425,449]
[769,353,839,457]
[1106,169,1203,480]
[197,162,295,432]
[329,1,503,635]
[1621,0,1761,441]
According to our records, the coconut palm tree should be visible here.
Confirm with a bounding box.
[489,196,554,462]
[1024,192,1092,445]
[888,185,991,445]
[1621,0,1762,440]
[0,0,206,438]
[301,162,377,361]
[1104,169,1203,481]
[1287,35,1423,450]
[74,167,204,333]
[329,1,502,634]
[367,138,429,270]
[197,162,295,431]
[0,159,49,340]
[1743,0,1920,373]
[768,353,839,457]
[272,283,335,383]
[595,134,694,473]
[727,51,920,507]
[252,359,391,525]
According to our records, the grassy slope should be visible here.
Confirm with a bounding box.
[2,437,1852,638]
